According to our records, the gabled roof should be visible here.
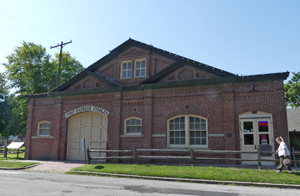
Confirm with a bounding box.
[25,38,289,99]
[51,38,234,92]
[25,72,289,99]
[51,69,121,92]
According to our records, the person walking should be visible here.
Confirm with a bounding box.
[275,136,293,173]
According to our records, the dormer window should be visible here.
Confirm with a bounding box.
[134,59,146,78]
[121,61,132,79]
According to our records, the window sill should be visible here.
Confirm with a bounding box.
[121,134,143,138]
[166,146,210,150]
[31,136,53,139]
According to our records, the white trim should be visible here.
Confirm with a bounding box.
[65,106,109,118]
[120,135,143,138]
[209,134,224,137]
[32,136,53,139]
[152,134,166,137]
[37,121,51,136]
[124,117,142,135]
[167,115,208,148]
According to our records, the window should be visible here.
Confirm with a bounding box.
[125,118,142,135]
[37,121,51,136]
[134,59,146,77]
[168,115,208,147]
[121,61,132,79]
[169,116,185,145]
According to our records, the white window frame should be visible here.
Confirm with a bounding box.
[37,121,51,136]
[134,58,146,78]
[167,115,208,148]
[124,117,142,135]
[120,60,133,79]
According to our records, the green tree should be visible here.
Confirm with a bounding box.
[52,51,84,86]
[2,41,84,136]
[0,73,13,139]
[0,72,8,100]
[285,71,300,108]
[0,96,21,138]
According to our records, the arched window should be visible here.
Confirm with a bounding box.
[37,121,51,136]
[168,115,207,147]
[124,118,142,135]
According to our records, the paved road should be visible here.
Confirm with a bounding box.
[0,170,299,196]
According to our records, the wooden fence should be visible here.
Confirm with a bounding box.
[87,147,300,169]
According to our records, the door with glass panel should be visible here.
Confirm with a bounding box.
[240,120,258,164]
[240,115,274,165]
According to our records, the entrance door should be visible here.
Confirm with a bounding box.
[67,112,108,160]
[240,120,257,164]
[240,112,274,165]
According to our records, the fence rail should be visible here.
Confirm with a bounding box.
[86,147,300,169]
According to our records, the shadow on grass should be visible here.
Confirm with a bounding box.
[95,165,104,170]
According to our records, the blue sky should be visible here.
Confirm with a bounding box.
[0,0,299,82]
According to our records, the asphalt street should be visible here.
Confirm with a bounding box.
[0,170,299,196]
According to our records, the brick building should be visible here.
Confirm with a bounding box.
[25,39,289,165]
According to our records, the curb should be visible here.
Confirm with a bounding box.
[0,163,41,170]
[67,171,300,190]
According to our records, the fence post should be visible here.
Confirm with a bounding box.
[4,140,7,158]
[132,146,138,164]
[189,147,194,167]
[87,147,90,165]
[257,147,262,170]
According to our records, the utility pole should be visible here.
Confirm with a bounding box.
[50,40,72,87]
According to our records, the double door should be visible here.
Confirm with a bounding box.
[67,112,108,160]
[240,118,274,165]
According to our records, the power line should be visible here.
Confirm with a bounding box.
[73,42,99,58]
[0,11,70,41]
[0,12,100,61]
[0,28,56,47]
[0,24,57,45]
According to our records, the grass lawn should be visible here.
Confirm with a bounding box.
[0,160,36,168]
[0,147,25,160]
[70,164,300,185]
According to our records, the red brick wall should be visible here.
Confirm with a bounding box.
[96,47,176,86]
[159,65,219,82]
[67,75,111,90]
[25,79,288,161]
[25,46,288,162]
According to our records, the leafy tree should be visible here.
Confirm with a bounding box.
[285,72,300,108]
[2,41,84,136]
[0,73,13,139]
[0,96,21,139]
[52,51,84,85]
[0,72,8,100]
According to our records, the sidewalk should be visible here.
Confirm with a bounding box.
[21,160,85,173]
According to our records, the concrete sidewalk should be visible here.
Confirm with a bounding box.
[21,160,86,173]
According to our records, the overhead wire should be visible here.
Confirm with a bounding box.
[0,28,56,48]
[0,11,70,41]
[0,11,100,61]
[0,24,57,45]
